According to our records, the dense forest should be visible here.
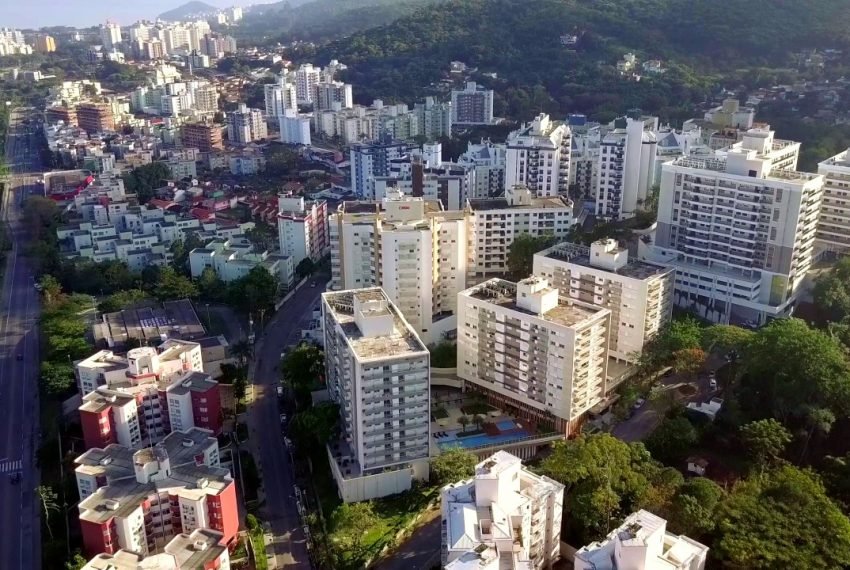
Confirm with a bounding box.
[283,0,850,124]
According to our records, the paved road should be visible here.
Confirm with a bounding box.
[0,108,43,570]
[247,277,328,569]
[375,513,441,570]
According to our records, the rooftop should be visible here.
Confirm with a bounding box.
[77,350,128,373]
[462,278,605,328]
[540,241,671,280]
[323,288,428,360]
[468,195,570,211]
[94,299,206,347]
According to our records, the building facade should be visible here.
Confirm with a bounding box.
[534,239,674,366]
[451,81,494,125]
[596,116,659,220]
[77,103,115,134]
[277,195,330,267]
[350,138,416,197]
[815,149,850,254]
[180,123,224,153]
[457,277,611,435]
[505,114,572,198]
[322,288,431,502]
[227,105,267,144]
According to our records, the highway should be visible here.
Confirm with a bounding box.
[248,278,328,569]
[0,108,43,570]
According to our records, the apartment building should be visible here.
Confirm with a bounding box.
[646,127,823,325]
[75,350,134,396]
[75,428,238,557]
[350,138,417,196]
[451,81,495,125]
[468,185,575,280]
[280,110,312,145]
[329,192,467,343]
[189,236,294,286]
[505,114,572,198]
[322,288,430,502]
[596,116,659,220]
[294,63,322,104]
[181,123,224,152]
[78,345,222,450]
[372,156,474,211]
[82,528,230,570]
[815,149,850,253]
[314,81,354,110]
[457,139,507,199]
[414,97,453,141]
[101,22,122,49]
[264,76,297,119]
[277,194,329,267]
[574,510,708,570]
[457,277,611,435]
[77,103,115,134]
[34,34,56,53]
[227,105,267,144]
[441,451,564,570]
[534,239,674,366]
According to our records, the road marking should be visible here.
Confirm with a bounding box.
[0,459,21,473]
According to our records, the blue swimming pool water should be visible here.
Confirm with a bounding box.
[437,428,531,450]
[496,420,517,430]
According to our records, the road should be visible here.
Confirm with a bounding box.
[0,108,43,570]
[247,277,328,569]
[375,512,441,570]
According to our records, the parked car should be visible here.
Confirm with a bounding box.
[709,378,718,390]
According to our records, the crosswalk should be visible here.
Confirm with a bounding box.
[0,459,22,473]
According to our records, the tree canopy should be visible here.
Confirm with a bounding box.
[121,162,172,204]
[430,448,478,487]
[282,342,325,407]
[714,466,850,569]
[506,234,557,279]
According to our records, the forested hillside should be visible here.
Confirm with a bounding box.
[292,0,850,122]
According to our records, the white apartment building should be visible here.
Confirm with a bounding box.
[322,288,431,502]
[314,81,354,110]
[329,192,467,344]
[457,139,507,199]
[505,114,572,198]
[646,127,822,325]
[75,350,134,396]
[575,510,708,570]
[596,116,659,220]
[350,138,417,197]
[372,155,474,211]
[467,185,575,280]
[534,239,674,366]
[227,105,267,144]
[414,97,453,141]
[457,277,611,435]
[277,195,329,267]
[101,22,122,49]
[264,76,297,118]
[294,63,322,105]
[279,110,312,145]
[704,98,754,130]
[189,236,294,286]
[815,148,850,254]
[451,81,494,125]
[441,451,564,570]
[83,528,230,570]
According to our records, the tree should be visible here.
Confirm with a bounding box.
[701,324,755,354]
[232,374,247,403]
[39,275,63,307]
[170,232,205,276]
[738,319,850,426]
[37,485,60,539]
[295,258,315,279]
[472,414,485,430]
[638,317,703,378]
[121,162,172,204]
[740,419,791,468]
[288,402,340,449]
[231,340,253,367]
[197,267,226,302]
[266,147,299,175]
[671,347,706,379]
[458,415,470,433]
[97,289,150,313]
[668,477,724,538]
[227,266,278,318]
[506,234,557,278]
[645,415,698,466]
[40,361,76,396]
[332,502,377,555]
[430,448,477,487]
[813,257,850,321]
[282,343,325,408]
[245,222,277,253]
[714,466,850,569]
[539,434,673,544]
[153,266,199,301]
[65,551,88,570]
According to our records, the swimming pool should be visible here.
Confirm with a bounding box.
[435,419,532,450]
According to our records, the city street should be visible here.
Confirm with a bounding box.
[247,276,328,569]
[0,108,43,570]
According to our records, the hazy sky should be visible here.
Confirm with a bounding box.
[6,0,259,30]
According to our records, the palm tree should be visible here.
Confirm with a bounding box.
[37,485,60,539]
[231,340,253,367]
[473,415,485,431]
[458,415,470,433]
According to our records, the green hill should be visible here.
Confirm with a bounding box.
[303,0,850,122]
[158,1,219,21]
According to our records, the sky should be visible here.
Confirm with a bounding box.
[5,0,260,30]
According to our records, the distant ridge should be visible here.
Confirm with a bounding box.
[158,1,220,21]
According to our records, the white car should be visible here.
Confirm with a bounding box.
[709,378,718,390]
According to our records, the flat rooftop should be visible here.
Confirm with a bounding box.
[463,278,604,327]
[671,155,819,185]
[541,242,671,280]
[77,350,128,372]
[468,195,570,211]
[323,288,427,360]
[166,529,227,568]
[94,299,206,347]
[164,371,218,395]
